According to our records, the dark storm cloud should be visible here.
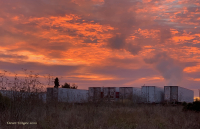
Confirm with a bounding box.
[144,52,184,85]
[0,59,161,87]
[0,25,44,47]
[0,27,20,38]
[94,0,144,54]
[46,51,66,59]
[0,21,73,56]
[133,37,158,46]
[1,0,189,56]
[159,28,172,43]
[0,0,107,54]
[172,6,200,26]
[0,0,78,17]
[87,64,160,80]
[125,43,142,55]
[0,53,28,60]
[107,35,126,49]
[183,71,200,90]
[178,42,200,49]
[0,61,82,76]
[105,57,140,65]
[0,0,85,49]
[83,38,98,43]
[93,0,177,55]
[180,79,200,89]
[187,6,200,13]
[45,42,72,51]
[51,26,78,36]
[186,72,200,78]
[183,62,199,67]
[68,18,101,25]
[14,23,39,33]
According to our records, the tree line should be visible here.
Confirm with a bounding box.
[54,77,78,89]
[61,82,78,89]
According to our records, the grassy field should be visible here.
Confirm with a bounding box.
[0,96,200,129]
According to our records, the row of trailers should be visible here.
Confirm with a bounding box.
[89,86,194,103]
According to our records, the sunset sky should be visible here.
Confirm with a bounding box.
[0,0,200,97]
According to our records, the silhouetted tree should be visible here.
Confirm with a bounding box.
[62,82,70,88]
[71,83,78,89]
[62,83,78,89]
[54,77,60,88]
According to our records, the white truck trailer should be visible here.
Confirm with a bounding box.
[89,87,120,102]
[164,86,194,103]
[58,88,88,103]
[141,86,164,103]
[88,87,103,102]
[47,88,88,103]
[119,87,141,103]
[103,87,119,101]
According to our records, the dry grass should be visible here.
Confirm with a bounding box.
[1,100,200,129]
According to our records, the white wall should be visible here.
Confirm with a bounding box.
[132,87,141,103]
[58,88,88,103]
[141,86,164,103]
[178,87,194,103]
[155,87,164,103]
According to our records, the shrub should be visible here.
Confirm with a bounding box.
[183,100,200,112]
[182,101,187,106]
[0,92,11,112]
[62,83,78,89]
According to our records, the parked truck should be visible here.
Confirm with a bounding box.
[88,87,103,102]
[141,86,164,103]
[103,87,119,101]
[47,88,88,103]
[164,86,194,103]
[119,87,141,103]
[58,88,88,103]
[88,87,119,102]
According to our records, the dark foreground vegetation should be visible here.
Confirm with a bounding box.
[182,100,200,112]
[0,94,200,129]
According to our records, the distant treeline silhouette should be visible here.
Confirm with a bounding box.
[62,82,78,89]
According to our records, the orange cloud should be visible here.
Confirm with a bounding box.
[184,65,200,73]
[0,0,200,90]
[170,28,179,35]
[187,77,200,81]
[172,35,195,42]
[124,76,164,85]
[66,74,119,81]
[137,28,160,38]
